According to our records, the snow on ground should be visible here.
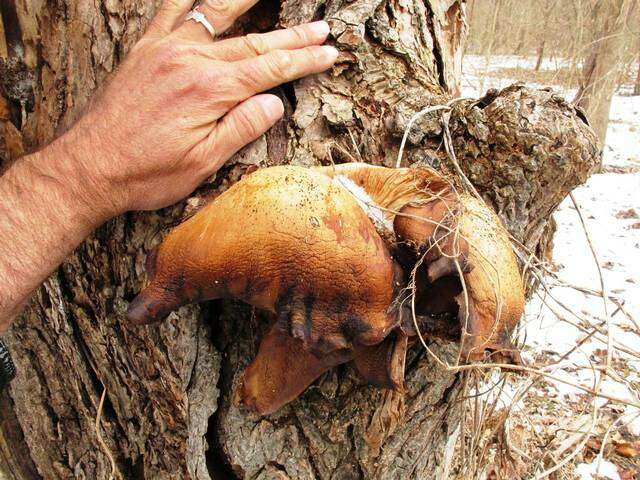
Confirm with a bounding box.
[463,54,579,73]
[461,55,640,477]
[461,54,579,96]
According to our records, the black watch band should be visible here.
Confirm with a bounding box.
[0,339,16,391]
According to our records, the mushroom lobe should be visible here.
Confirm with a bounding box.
[394,195,525,363]
[127,164,402,371]
[315,163,525,363]
[127,163,525,414]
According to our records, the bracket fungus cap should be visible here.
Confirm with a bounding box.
[127,164,525,414]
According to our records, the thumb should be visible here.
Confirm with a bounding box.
[203,94,284,172]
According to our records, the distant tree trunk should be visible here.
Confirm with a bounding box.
[567,0,586,86]
[535,40,546,70]
[514,19,527,56]
[0,1,599,479]
[574,0,638,148]
[634,51,640,96]
[534,0,556,71]
[480,0,502,91]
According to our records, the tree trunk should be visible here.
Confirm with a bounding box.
[573,0,637,147]
[534,0,556,72]
[0,1,599,479]
[479,0,501,92]
[634,50,640,96]
[534,40,546,71]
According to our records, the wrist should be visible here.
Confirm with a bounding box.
[0,134,116,326]
[49,123,129,221]
[26,135,117,230]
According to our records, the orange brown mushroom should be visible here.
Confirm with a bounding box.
[127,164,525,415]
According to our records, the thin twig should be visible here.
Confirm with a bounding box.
[95,383,117,480]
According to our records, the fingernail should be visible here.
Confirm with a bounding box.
[320,45,339,62]
[261,95,285,122]
[308,21,330,37]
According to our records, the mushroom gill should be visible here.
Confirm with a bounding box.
[127,163,525,414]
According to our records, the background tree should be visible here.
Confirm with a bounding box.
[466,0,640,149]
[574,0,638,147]
[0,0,598,479]
[634,41,640,95]
[534,0,557,71]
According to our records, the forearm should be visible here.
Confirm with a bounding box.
[0,5,335,331]
[0,136,112,330]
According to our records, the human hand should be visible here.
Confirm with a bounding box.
[52,0,337,218]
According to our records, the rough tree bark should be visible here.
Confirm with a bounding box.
[0,1,598,479]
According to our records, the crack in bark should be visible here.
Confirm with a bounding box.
[424,2,448,91]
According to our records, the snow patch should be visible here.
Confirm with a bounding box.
[460,54,640,475]
[575,459,621,480]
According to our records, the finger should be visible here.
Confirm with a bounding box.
[174,0,259,42]
[230,45,338,99]
[210,21,330,61]
[148,0,194,36]
[195,94,284,172]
